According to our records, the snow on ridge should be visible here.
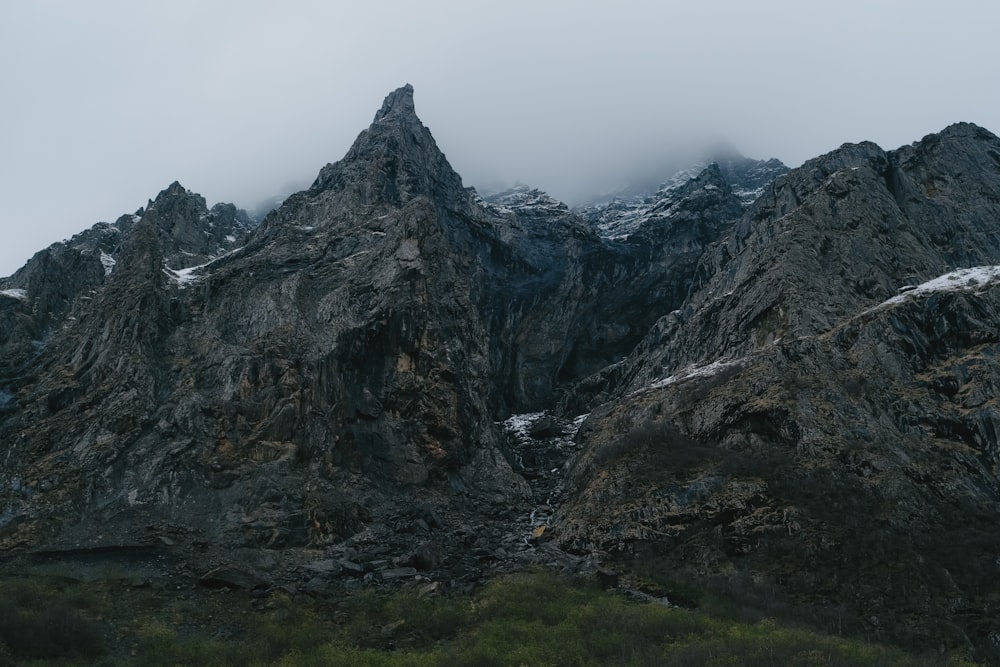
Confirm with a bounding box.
[648,356,744,391]
[871,266,1000,312]
[482,185,568,217]
[0,288,28,302]
[163,265,202,287]
[584,166,706,240]
[650,165,705,198]
[163,245,245,288]
[733,185,766,206]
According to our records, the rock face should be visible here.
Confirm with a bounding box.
[0,85,615,558]
[2,87,1000,659]
[0,185,252,380]
[556,123,1000,658]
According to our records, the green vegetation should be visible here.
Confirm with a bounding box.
[0,576,106,665]
[0,568,979,666]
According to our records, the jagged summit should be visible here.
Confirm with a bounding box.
[577,155,787,240]
[373,83,416,123]
[159,180,188,197]
[141,180,194,213]
[144,180,201,215]
[134,181,252,270]
[307,84,465,205]
[930,120,996,141]
[481,183,569,217]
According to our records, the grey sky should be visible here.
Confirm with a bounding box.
[2,1,998,277]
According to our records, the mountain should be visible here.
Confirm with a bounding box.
[0,185,252,381]
[1,86,999,661]
[576,153,789,239]
[0,84,620,577]
[556,124,1000,657]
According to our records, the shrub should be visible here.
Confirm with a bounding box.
[0,594,104,660]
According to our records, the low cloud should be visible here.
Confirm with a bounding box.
[2,1,999,275]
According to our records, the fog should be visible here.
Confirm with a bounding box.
[2,1,999,276]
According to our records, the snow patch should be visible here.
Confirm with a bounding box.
[732,185,765,205]
[498,410,589,543]
[0,288,28,302]
[649,357,744,390]
[578,165,708,239]
[498,410,589,446]
[500,412,546,442]
[482,185,569,217]
[0,389,12,407]
[99,250,117,276]
[871,266,1000,311]
[163,246,244,288]
[163,266,202,287]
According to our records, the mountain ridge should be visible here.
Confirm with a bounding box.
[2,87,999,661]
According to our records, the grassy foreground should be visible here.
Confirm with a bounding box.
[0,568,979,666]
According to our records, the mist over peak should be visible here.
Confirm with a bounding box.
[2,3,999,277]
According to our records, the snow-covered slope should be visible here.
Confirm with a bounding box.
[576,155,787,239]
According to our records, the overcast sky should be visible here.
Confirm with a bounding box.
[2,1,999,277]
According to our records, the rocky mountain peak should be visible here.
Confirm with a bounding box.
[131,181,252,269]
[373,83,416,123]
[481,184,570,218]
[307,84,466,208]
[156,180,192,200]
[143,181,207,227]
[577,157,763,240]
[935,120,996,141]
